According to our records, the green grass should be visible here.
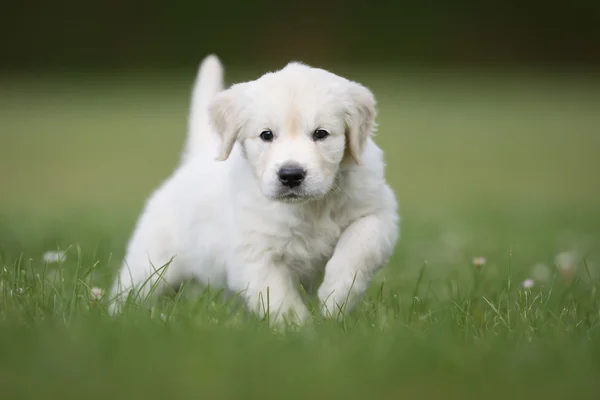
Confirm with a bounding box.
[1,69,600,399]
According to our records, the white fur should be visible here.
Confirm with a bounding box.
[109,55,399,324]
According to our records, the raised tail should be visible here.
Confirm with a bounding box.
[181,54,224,163]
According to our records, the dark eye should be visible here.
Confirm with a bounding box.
[313,129,329,140]
[260,130,274,142]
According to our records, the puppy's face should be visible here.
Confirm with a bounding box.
[210,63,376,202]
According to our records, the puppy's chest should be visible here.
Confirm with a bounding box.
[276,213,342,274]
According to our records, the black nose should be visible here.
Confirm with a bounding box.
[278,166,306,188]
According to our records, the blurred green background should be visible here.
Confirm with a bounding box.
[1,3,600,399]
[2,1,600,70]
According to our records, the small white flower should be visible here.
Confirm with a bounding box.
[42,250,67,264]
[160,313,168,321]
[521,278,535,289]
[531,263,551,282]
[555,251,578,282]
[472,257,486,268]
[90,287,104,301]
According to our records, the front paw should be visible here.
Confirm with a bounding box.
[251,293,310,327]
[271,303,311,327]
[318,284,357,319]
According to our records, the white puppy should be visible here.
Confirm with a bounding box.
[109,55,399,323]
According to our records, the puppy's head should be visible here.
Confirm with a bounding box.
[209,63,376,202]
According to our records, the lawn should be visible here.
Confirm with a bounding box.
[1,68,600,399]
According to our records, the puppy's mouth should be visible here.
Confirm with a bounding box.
[277,192,307,203]
[267,177,336,204]
[274,189,315,203]
[272,181,337,203]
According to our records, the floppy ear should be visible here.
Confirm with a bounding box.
[344,82,377,165]
[208,86,245,161]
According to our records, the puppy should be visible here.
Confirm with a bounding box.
[109,55,399,323]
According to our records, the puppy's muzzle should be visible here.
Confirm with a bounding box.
[278,164,306,188]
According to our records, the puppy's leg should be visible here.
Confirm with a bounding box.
[229,259,310,325]
[318,210,398,318]
[109,247,182,315]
